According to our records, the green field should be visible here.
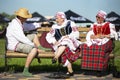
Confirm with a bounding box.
[0,38,120,73]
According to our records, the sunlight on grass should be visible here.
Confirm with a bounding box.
[0,38,5,54]
[113,40,120,56]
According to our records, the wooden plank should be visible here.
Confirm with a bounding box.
[37,27,89,39]
[37,27,90,32]
[6,51,54,58]
[78,27,90,32]
[80,33,87,37]
[37,27,50,32]
[6,50,113,59]
[80,38,86,42]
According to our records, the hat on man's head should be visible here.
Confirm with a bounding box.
[15,8,32,18]
[55,12,66,19]
[96,10,107,19]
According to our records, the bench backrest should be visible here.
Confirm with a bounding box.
[37,27,90,41]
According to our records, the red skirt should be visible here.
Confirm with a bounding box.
[81,40,113,71]
[60,47,81,65]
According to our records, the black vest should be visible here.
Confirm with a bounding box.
[54,21,72,41]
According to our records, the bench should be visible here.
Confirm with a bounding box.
[4,27,115,70]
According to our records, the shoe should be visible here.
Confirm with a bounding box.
[22,72,33,77]
[66,72,74,76]
[96,71,102,77]
[52,58,57,64]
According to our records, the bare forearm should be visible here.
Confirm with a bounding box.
[90,34,110,39]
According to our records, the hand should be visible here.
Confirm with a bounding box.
[53,41,59,46]
[99,35,105,39]
[95,35,101,38]
[63,35,69,39]
[37,49,45,53]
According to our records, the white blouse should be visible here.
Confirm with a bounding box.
[85,22,118,46]
[6,18,41,50]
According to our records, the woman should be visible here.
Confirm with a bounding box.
[46,12,81,76]
[81,10,118,76]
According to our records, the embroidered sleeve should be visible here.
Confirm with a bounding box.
[72,27,78,32]
[69,21,79,39]
[46,28,56,44]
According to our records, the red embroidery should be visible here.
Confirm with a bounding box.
[72,27,78,32]
[93,22,110,35]
[49,29,54,34]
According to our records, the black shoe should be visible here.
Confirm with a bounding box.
[96,71,102,77]
[66,72,74,76]
[52,58,57,64]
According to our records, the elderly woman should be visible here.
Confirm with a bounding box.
[46,12,81,76]
[81,10,118,76]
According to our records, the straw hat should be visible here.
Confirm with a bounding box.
[15,8,32,18]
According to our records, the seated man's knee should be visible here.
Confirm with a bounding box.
[34,34,38,39]
[30,47,38,53]
[24,45,35,54]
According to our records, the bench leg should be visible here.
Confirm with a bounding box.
[4,56,8,72]
[108,57,115,74]
[35,53,41,63]
[36,58,41,63]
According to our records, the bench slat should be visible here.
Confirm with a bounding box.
[37,27,90,32]
[6,51,54,58]
[6,50,114,59]
[78,27,90,32]
[37,27,89,41]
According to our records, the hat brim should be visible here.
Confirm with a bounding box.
[15,12,32,18]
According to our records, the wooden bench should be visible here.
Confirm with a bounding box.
[4,27,115,70]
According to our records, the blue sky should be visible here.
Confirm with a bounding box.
[0,0,120,22]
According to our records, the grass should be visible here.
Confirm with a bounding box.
[113,40,120,71]
[0,38,81,73]
[0,38,120,73]
[0,58,81,73]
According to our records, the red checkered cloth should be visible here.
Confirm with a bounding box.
[81,40,113,71]
[60,47,81,65]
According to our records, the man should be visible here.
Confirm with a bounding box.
[6,8,50,77]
